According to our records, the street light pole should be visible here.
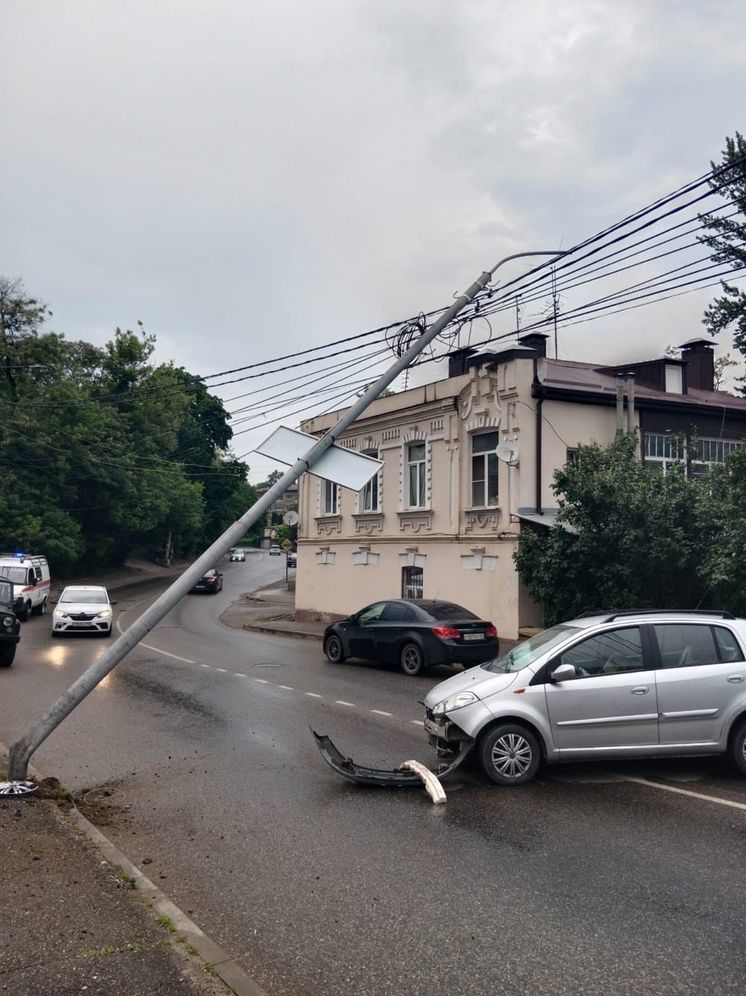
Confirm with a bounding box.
[6,249,563,785]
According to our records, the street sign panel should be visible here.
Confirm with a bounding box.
[256,426,382,491]
[281,539,293,551]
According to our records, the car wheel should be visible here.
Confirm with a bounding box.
[479,724,540,786]
[0,644,16,667]
[731,722,746,776]
[324,635,345,664]
[400,642,425,677]
[32,598,46,617]
[17,602,30,622]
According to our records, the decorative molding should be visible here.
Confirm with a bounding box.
[315,546,336,566]
[399,547,427,568]
[361,436,379,451]
[465,411,500,434]
[397,510,433,533]
[382,428,400,441]
[464,509,498,533]
[339,437,357,449]
[314,515,342,536]
[352,546,380,567]
[352,512,384,536]
[430,418,444,432]
[461,547,498,571]
[402,427,427,443]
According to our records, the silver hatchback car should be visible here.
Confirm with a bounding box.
[423,610,746,786]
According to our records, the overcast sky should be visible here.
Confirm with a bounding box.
[3,1,745,480]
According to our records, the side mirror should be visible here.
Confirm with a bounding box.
[109,600,118,606]
[550,663,577,683]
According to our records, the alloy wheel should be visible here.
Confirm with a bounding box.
[490,733,533,780]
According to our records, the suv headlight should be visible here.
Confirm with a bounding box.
[432,691,478,717]
[2,615,13,628]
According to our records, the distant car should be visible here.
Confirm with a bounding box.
[229,548,246,562]
[189,569,223,594]
[323,599,498,676]
[287,551,297,568]
[52,585,113,637]
[0,579,21,666]
[269,545,282,556]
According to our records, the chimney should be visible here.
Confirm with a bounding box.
[518,332,548,357]
[680,338,715,392]
[448,347,477,378]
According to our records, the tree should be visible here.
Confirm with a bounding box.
[700,133,746,385]
[697,447,746,616]
[514,436,711,624]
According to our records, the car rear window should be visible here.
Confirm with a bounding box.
[420,602,478,620]
[653,624,718,667]
[713,626,745,662]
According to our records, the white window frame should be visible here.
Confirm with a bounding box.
[359,449,380,512]
[645,432,742,477]
[406,441,427,509]
[690,437,742,476]
[321,479,339,515]
[643,432,684,475]
[470,431,499,508]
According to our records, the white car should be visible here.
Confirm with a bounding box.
[52,585,113,637]
[269,545,282,556]
[229,548,246,562]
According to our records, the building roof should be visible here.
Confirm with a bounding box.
[537,358,746,412]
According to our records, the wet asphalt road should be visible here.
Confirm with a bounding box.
[2,552,746,994]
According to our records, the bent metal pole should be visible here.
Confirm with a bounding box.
[8,250,563,781]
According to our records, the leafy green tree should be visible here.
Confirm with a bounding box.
[514,436,711,624]
[700,133,746,383]
[697,447,746,616]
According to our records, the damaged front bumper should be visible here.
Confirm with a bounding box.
[312,729,473,793]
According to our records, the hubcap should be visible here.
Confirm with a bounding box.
[403,648,420,672]
[491,733,533,779]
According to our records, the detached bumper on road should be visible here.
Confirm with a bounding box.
[312,731,473,791]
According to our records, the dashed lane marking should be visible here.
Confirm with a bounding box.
[235,673,247,678]
[335,700,356,707]
[278,685,294,691]
[410,719,423,725]
[200,664,211,669]
[621,776,746,812]
[305,692,322,699]
[370,709,392,717]
[255,678,269,684]
[115,616,196,665]
[215,668,227,673]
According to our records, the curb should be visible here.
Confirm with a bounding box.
[0,745,266,996]
[240,622,322,642]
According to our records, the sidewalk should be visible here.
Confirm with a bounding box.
[0,775,230,996]
[220,579,326,642]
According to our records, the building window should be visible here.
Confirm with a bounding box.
[322,479,339,515]
[471,432,498,507]
[360,450,379,512]
[690,437,742,477]
[406,442,427,508]
[643,433,684,474]
[566,448,579,467]
[402,565,423,599]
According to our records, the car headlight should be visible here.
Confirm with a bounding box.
[2,616,13,628]
[432,691,479,717]
[96,609,112,618]
[56,612,69,619]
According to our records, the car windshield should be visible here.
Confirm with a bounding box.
[483,625,578,673]
[61,590,107,604]
[421,601,478,620]
[0,580,12,608]
[0,566,27,584]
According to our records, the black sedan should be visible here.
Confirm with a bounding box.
[189,569,224,594]
[323,599,498,676]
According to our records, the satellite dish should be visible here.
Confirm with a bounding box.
[283,510,299,526]
[496,440,520,466]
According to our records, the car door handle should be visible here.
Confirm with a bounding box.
[631,686,649,695]
[727,675,745,683]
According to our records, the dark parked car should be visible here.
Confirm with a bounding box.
[0,579,20,667]
[189,569,223,594]
[323,599,498,676]
[287,551,297,569]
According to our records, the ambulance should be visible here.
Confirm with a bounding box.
[0,553,51,621]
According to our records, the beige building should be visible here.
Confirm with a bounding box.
[295,335,746,640]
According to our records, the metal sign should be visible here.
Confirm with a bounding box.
[256,426,382,491]
[281,539,293,552]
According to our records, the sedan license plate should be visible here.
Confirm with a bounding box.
[463,632,484,641]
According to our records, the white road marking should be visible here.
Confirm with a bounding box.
[335,700,355,707]
[410,719,423,726]
[622,776,746,812]
[115,616,196,664]
[234,673,247,678]
[370,709,392,717]
[215,668,227,673]
[305,692,322,699]
[278,685,294,691]
[255,678,269,684]
[200,664,211,669]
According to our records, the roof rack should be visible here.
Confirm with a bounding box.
[603,609,736,622]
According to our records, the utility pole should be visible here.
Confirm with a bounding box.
[5,248,564,786]
[551,267,560,359]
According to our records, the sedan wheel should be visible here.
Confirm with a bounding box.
[732,723,746,776]
[324,635,345,664]
[400,642,424,677]
[480,724,540,786]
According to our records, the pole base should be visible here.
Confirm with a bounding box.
[0,780,38,797]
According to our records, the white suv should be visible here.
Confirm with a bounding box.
[52,585,113,637]
[424,610,746,786]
